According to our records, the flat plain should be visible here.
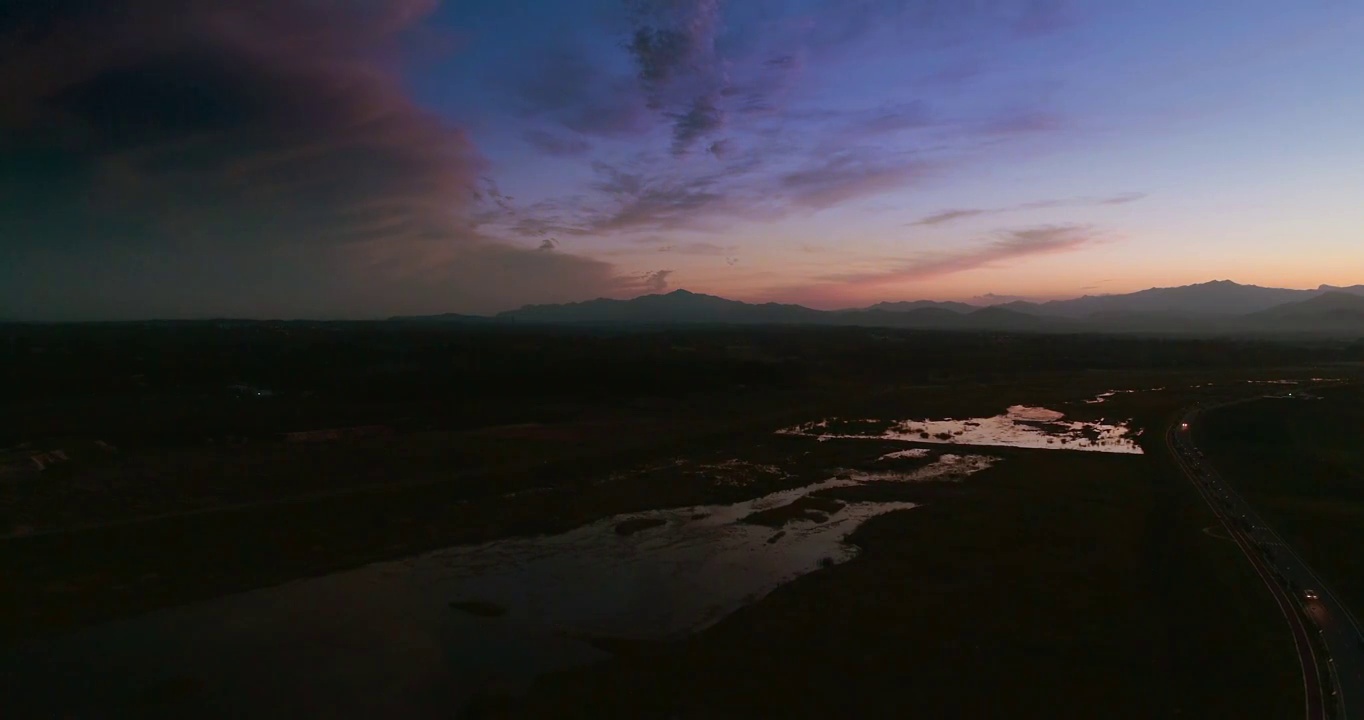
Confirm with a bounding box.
[2,322,1361,717]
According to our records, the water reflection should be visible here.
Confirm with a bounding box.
[1,454,994,718]
[778,405,1144,454]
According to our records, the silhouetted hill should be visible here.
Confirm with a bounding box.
[852,307,969,329]
[1317,284,1364,295]
[1255,291,1364,316]
[863,300,975,314]
[1082,310,1220,334]
[1238,292,1364,335]
[1036,280,1312,318]
[385,312,494,323]
[498,289,824,325]
[995,300,1047,315]
[963,306,1064,330]
[428,281,1364,337]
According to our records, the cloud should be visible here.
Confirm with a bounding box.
[854,101,935,135]
[670,94,725,156]
[909,193,1147,226]
[492,142,939,246]
[657,242,734,256]
[479,0,1079,247]
[522,129,591,157]
[625,0,728,152]
[0,0,631,319]
[911,209,991,227]
[780,153,932,209]
[629,26,694,92]
[625,1,722,85]
[1094,192,1146,206]
[594,175,728,234]
[510,46,650,137]
[641,269,673,292]
[820,225,1096,285]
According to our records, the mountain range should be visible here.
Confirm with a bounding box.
[395,281,1364,337]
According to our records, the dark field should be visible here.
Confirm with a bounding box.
[499,448,1302,719]
[1196,384,1364,622]
[3,322,1362,717]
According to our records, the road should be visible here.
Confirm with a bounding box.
[1170,399,1364,720]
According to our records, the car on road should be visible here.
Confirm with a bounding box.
[1304,589,1319,601]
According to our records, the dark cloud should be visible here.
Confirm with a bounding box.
[0,0,629,319]
[597,181,728,233]
[501,147,931,243]
[522,129,591,157]
[622,0,729,149]
[820,225,1096,285]
[909,193,1148,226]
[570,161,737,235]
[670,95,725,155]
[510,47,650,137]
[486,0,1073,243]
[628,25,694,94]
[538,238,559,251]
[796,0,1072,56]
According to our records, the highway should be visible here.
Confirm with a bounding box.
[1169,400,1364,720]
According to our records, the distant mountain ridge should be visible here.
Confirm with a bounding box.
[507,290,824,325]
[1025,280,1358,318]
[864,300,977,314]
[403,281,1364,337]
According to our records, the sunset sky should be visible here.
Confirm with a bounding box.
[2,0,1362,319]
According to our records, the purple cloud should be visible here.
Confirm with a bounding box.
[910,193,1147,226]
[657,242,734,256]
[820,225,1097,285]
[522,129,592,157]
[480,0,1078,251]
[781,154,933,209]
[670,94,726,156]
[0,0,633,319]
[510,46,651,137]
[641,269,674,292]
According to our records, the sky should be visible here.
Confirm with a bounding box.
[1,0,1362,320]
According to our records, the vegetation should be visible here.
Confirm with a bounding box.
[497,446,1302,719]
[1195,384,1364,621]
[2,322,1361,716]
